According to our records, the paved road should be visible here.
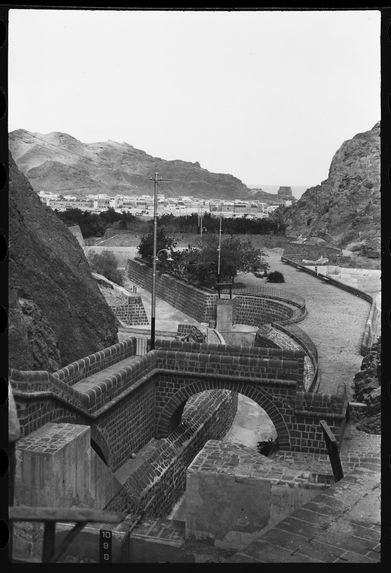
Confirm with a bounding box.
[238,249,371,397]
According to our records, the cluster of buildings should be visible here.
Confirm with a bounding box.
[38,189,294,219]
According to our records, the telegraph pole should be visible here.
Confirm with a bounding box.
[217,210,222,283]
[199,208,203,239]
[149,172,171,350]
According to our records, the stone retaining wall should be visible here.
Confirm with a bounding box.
[127,258,306,329]
[127,259,217,323]
[94,273,149,326]
[112,296,149,326]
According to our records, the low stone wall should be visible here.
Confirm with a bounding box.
[127,259,217,323]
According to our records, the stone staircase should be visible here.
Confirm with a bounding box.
[224,433,380,563]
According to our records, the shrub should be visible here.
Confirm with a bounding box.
[137,228,177,262]
[88,251,123,285]
[266,270,285,283]
[257,438,274,456]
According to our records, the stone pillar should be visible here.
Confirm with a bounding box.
[216,299,233,332]
[15,422,93,508]
[13,423,94,561]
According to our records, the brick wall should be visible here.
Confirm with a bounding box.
[153,349,304,384]
[176,324,206,343]
[127,259,217,323]
[233,296,295,327]
[127,259,307,329]
[106,390,238,517]
[155,339,304,361]
[111,296,149,326]
[11,340,348,470]
[52,339,137,387]
[97,375,157,470]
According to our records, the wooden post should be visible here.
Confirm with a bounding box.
[320,420,344,482]
[42,522,56,562]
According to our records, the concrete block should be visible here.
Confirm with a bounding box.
[15,422,93,508]
[185,440,329,551]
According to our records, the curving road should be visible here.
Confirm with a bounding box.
[238,249,371,397]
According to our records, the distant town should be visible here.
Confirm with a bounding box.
[38,186,295,219]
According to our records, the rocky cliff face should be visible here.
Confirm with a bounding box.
[9,129,251,200]
[352,337,380,434]
[9,153,118,371]
[280,122,380,258]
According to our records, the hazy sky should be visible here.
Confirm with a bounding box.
[9,9,380,188]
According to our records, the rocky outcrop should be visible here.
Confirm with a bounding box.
[352,337,380,434]
[9,129,251,200]
[280,123,380,258]
[9,153,118,371]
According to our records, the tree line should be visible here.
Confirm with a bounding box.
[55,208,137,237]
[55,208,286,239]
[159,212,285,235]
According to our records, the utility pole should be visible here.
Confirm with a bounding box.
[149,172,171,350]
[217,211,222,284]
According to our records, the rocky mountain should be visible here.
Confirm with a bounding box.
[9,129,252,200]
[9,153,118,371]
[279,122,380,258]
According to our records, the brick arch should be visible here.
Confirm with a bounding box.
[155,380,291,449]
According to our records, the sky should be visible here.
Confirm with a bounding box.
[8,9,380,192]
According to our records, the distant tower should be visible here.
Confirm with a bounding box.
[277,186,293,199]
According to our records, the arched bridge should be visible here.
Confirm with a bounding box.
[10,338,349,471]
